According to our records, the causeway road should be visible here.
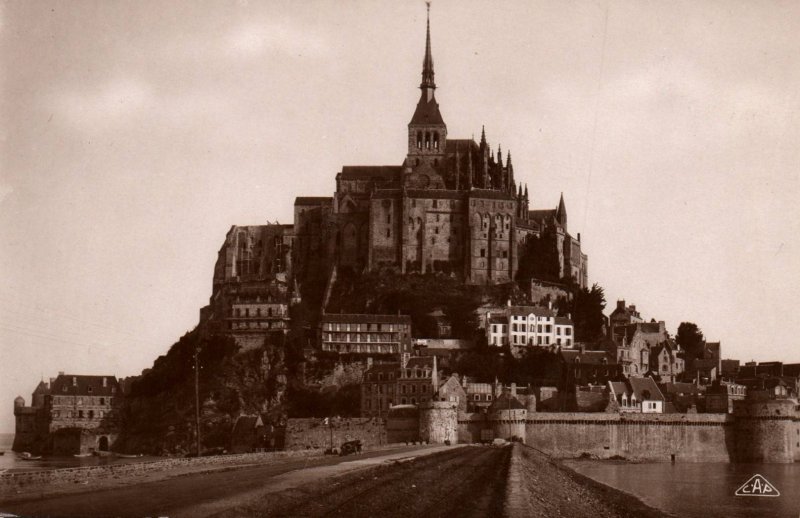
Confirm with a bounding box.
[2,444,502,518]
[3,444,668,518]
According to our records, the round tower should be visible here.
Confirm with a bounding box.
[419,400,458,444]
[732,397,797,463]
[14,395,24,409]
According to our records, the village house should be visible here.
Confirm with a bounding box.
[609,321,682,378]
[705,380,746,413]
[659,382,705,413]
[608,300,644,328]
[320,313,412,357]
[607,377,666,414]
[649,342,684,383]
[482,304,574,351]
[14,373,123,454]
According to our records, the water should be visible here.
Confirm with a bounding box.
[565,459,800,518]
[0,433,156,474]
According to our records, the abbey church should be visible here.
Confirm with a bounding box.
[293,8,587,287]
[203,7,588,344]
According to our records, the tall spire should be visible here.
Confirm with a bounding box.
[421,2,436,93]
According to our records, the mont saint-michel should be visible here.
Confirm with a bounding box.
[2,2,799,518]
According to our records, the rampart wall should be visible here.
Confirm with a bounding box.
[283,417,386,450]
[524,413,732,462]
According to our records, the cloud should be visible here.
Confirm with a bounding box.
[49,77,153,128]
[226,21,330,59]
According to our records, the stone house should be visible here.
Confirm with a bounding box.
[320,313,412,357]
[482,304,574,351]
[607,377,665,414]
[14,373,122,454]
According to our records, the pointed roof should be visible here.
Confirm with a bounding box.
[556,193,567,225]
[421,2,435,90]
[33,380,50,395]
[410,97,445,125]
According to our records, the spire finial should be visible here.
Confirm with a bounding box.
[421,1,435,91]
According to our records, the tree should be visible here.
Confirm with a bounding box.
[676,322,704,360]
[516,229,561,283]
[572,283,607,343]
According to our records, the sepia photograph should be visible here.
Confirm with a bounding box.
[1,1,799,516]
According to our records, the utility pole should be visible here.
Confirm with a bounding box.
[194,343,202,457]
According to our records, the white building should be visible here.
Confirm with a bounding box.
[608,377,665,414]
[484,305,574,349]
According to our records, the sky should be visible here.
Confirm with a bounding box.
[1,0,799,433]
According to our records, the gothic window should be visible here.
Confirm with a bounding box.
[425,132,431,149]
[386,229,391,238]
[433,132,439,149]
[480,249,486,258]
[417,131,422,149]
[433,199,438,208]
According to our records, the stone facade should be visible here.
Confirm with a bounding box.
[201,224,295,350]
[13,374,122,454]
[320,314,412,357]
[286,7,588,287]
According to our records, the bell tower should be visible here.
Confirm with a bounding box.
[407,2,446,169]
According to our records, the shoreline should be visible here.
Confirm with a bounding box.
[508,444,674,518]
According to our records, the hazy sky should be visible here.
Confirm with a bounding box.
[1,0,799,432]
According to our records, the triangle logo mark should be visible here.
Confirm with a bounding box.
[734,474,780,497]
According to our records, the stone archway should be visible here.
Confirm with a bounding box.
[98,436,109,451]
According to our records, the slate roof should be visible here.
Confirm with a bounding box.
[445,139,479,152]
[488,392,526,411]
[528,209,556,221]
[488,316,508,325]
[365,362,401,375]
[321,313,412,324]
[554,317,573,326]
[507,306,556,318]
[33,380,51,395]
[410,97,445,125]
[661,382,704,395]
[628,377,665,402]
[469,189,515,201]
[405,356,434,369]
[50,375,121,397]
[339,166,402,181]
[294,197,332,206]
[560,350,615,365]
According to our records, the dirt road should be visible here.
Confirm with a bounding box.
[212,444,511,518]
[1,444,455,518]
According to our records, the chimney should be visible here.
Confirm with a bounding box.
[577,232,581,242]
[58,371,64,376]
[548,300,553,310]
[431,355,439,394]
[507,299,511,307]
[49,377,55,387]
[617,300,625,311]
[102,377,107,387]
[510,382,517,396]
